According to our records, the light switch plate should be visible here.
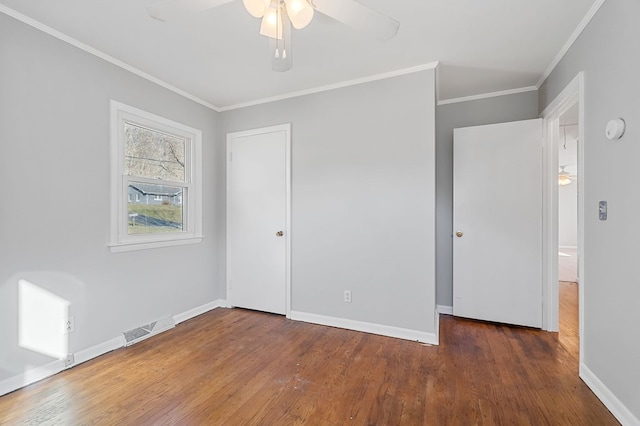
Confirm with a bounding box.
[599,201,607,221]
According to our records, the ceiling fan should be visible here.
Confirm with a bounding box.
[147,0,400,71]
[558,166,577,186]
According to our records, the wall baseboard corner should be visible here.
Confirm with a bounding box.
[437,305,453,315]
[580,362,640,426]
[173,299,226,324]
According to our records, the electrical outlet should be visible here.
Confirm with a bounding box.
[65,353,74,367]
[344,290,352,303]
[65,316,75,334]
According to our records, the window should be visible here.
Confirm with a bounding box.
[110,101,202,252]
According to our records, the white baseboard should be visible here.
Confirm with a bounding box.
[0,299,224,397]
[437,305,453,315]
[74,336,125,365]
[580,362,640,426]
[173,299,226,324]
[289,311,438,345]
[0,359,65,397]
[0,334,127,397]
[434,307,440,344]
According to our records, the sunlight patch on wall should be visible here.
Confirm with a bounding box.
[18,279,69,359]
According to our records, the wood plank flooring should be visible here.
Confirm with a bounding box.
[0,284,618,425]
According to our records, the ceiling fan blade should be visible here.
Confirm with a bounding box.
[147,0,235,22]
[312,0,399,41]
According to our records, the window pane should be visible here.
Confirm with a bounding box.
[125,122,186,182]
[128,182,184,235]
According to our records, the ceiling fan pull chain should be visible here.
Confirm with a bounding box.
[275,0,281,58]
[280,1,287,59]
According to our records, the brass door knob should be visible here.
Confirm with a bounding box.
[276,231,284,237]
[455,231,463,238]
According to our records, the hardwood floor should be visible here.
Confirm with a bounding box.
[0,286,618,425]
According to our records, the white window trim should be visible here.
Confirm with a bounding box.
[109,100,203,253]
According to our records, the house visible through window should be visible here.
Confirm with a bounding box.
[110,101,202,252]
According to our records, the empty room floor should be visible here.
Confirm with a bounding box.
[0,286,616,425]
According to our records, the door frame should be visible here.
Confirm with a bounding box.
[540,72,584,355]
[226,123,292,318]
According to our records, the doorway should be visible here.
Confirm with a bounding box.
[541,72,585,363]
[558,103,579,284]
[557,103,579,348]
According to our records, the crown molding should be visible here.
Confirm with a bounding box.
[0,5,221,112]
[437,86,538,106]
[218,62,440,112]
[536,0,606,88]
[3,0,606,114]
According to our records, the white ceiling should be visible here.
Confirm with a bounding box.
[0,0,598,110]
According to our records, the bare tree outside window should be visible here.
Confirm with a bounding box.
[124,123,186,182]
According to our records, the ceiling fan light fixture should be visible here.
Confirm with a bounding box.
[243,0,270,18]
[558,166,572,186]
[558,175,572,186]
[284,0,314,29]
[260,2,284,39]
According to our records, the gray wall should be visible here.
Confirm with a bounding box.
[435,91,539,307]
[221,70,437,335]
[559,182,578,247]
[0,14,221,380]
[539,0,640,420]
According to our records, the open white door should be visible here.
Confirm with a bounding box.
[227,124,290,315]
[453,119,543,328]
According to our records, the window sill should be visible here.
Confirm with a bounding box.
[109,236,203,253]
